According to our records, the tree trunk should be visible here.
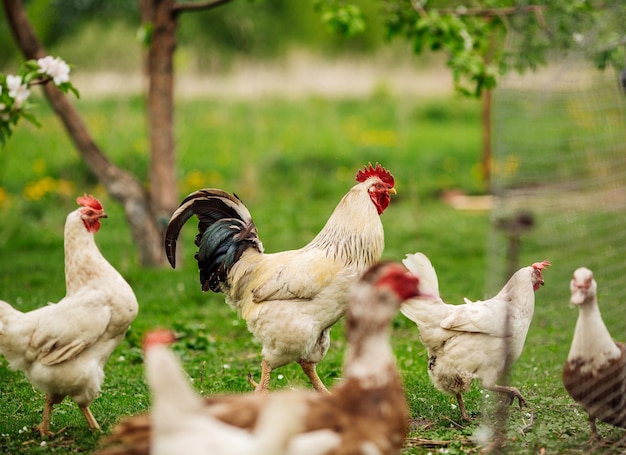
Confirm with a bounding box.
[2,0,167,267]
[481,88,492,192]
[147,0,179,240]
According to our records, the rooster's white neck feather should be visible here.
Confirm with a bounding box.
[307,181,384,270]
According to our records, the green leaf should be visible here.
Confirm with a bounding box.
[23,59,39,72]
[57,82,81,99]
[320,3,366,37]
[19,110,42,128]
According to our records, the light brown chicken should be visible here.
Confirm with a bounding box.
[164,163,395,392]
[96,261,424,455]
[562,267,626,441]
[0,195,138,436]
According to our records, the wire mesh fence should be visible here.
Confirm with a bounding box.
[484,55,626,448]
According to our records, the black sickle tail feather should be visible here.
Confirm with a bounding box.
[164,189,263,292]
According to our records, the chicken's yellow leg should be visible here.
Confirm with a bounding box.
[299,360,329,393]
[248,358,272,393]
[37,394,63,437]
[80,406,101,431]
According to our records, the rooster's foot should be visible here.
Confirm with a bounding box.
[247,372,269,394]
[246,372,259,389]
[299,360,329,393]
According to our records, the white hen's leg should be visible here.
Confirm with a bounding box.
[80,406,101,431]
[299,360,329,393]
[456,393,472,422]
[488,384,527,408]
[37,394,63,437]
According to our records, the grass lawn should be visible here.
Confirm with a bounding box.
[0,92,624,454]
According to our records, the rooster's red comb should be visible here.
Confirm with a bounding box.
[76,194,103,211]
[355,162,394,187]
[532,260,551,270]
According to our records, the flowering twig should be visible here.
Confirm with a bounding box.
[0,55,79,146]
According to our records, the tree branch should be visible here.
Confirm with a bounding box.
[172,0,234,15]
[2,0,165,266]
[412,3,546,18]
[411,2,547,31]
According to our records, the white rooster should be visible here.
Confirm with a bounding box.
[144,329,310,455]
[164,163,396,392]
[562,267,626,440]
[0,195,138,436]
[400,252,550,421]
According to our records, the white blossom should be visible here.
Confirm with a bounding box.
[37,56,71,85]
[6,75,30,107]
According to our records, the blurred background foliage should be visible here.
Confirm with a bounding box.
[0,0,398,73]
[1,1,624,97]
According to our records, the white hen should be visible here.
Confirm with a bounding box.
[400,252,550,421]
[0,195,138,436]
[145,329,323,455]
[562,267,626,440]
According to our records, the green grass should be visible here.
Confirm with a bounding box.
[0,92,624,454]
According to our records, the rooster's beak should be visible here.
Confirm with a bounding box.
[389,187,397,195]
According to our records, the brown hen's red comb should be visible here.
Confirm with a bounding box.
[76,194,103,211]
[532,260,551,270]
[355,162,395,187]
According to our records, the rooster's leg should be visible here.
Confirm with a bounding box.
[489,384,527,408]
[37,394,63,437]
[79,406,101,431]
[249,358,272,393]
[456,393,472,422]
[299,360,329,393]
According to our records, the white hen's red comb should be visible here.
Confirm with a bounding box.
[532,260,551,270]
[76,194,103,211]
[143,329,178,351]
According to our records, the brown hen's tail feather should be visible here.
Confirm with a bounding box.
[96,414,151,455]
[164,189,264,292]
